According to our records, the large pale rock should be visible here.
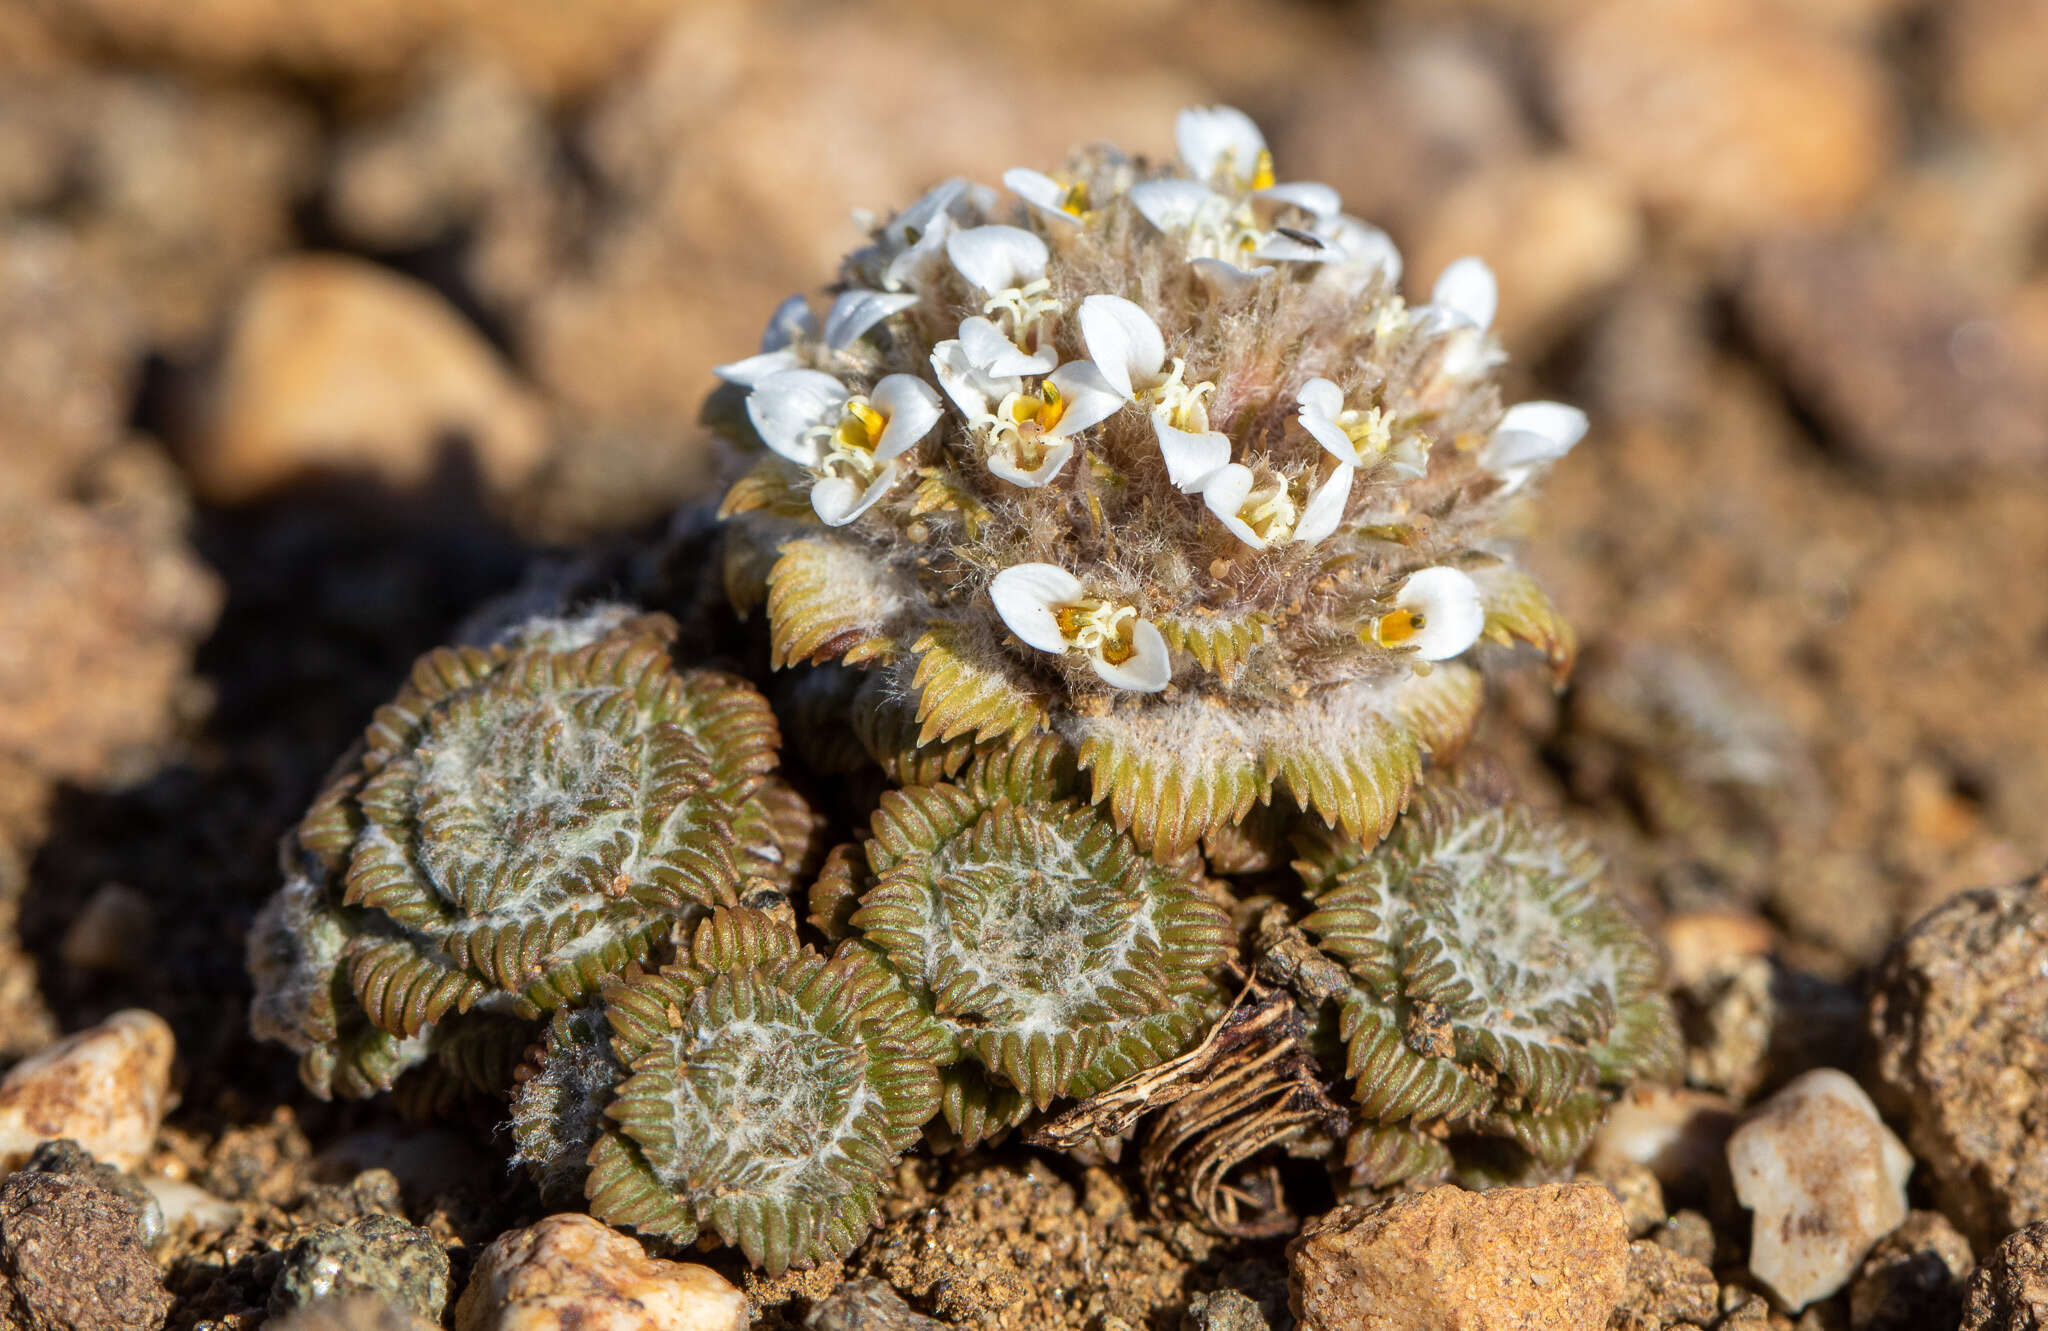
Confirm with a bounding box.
[1287,1183,1629,1331]
[452,1213,747,1331]
[0,1009,174,1174]
[196,254,549,504]
[1727,1068,1911,1310]
[1547,0,1894,238]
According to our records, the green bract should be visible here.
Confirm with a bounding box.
[1294,786,1681,1186]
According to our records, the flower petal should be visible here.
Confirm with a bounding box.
[931,339,1021,418]
[1077,294,1165,400]
[1155,416,1233,492]
[1044,361,1126,437]
[1255,181,1341,217]
[1190,256,1271,296]
[1176,105,1267,189]
[887,177,971,246]
[1487,401,1588,466]
[869,374,944,460]
[882,211,954,292]
[1321,216,1403,284]
[746,369,846,466]
[713,347,801,387]
[986,436,1075,488]
[760,294,816,351]
[1429,255,1497,331]
[1003,167,1084,227]
[1090,618,1171,693]
[1393,567,1485,661]
[811,462,898,526]
[1200,463,1264,548]
[990,563,1084,653]
[1129,179,1222,234]
[958,314,1057,377]
[946,224,1048,293]
[1293,464,1354,545]
[823,289,920,351]
[1296,378,1361,465]
[1248,226,1334,264]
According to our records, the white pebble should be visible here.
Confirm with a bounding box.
[453,1213,747,1331]
[0,1009,175,1174]
[1727,1068,1912,1310]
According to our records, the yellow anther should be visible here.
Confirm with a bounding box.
[1372,610,1426,648]
[834,398,887,453]
[1060,180,1089,216]
[1250,149,1277,192]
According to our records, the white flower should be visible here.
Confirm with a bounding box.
[821,289,920,352]
[1201,462,1353,549]
[1003,167,1086,227]
[1078,293,1231,491]
[745,370,941,526]
[1480,401,1588,492]
[714,294,815,386]
[947,225,1063,378]
[1312,214,1404,293]
[1174,105,1340,218]
[1129,177,1337,283]
[989,564,1171,693]
[853,177,987,293]
[1372,567,1485,661]
[931,343,1120,488]
[1418,256,1504,380]
[1295,377,1427,477]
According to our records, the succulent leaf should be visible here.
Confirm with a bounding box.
[848,756,1232,1109]
[1295,785,1680,1182]
[594,908,942,1272]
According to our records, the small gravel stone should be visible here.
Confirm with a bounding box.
[1610,1239,1719,1331]
[271,1213,451,1322]
[1867,876,2048,1248]
[1961,1223,2048,1331]
[453,1213,747,1331]
[1182,1288,1273,1331]
[1727,1069,1912,1311]
[1849,1210,1972,1331]
[1586,1086,1741,1204]
[0,1009,175,1175]
[263,1294,443,1330]
[0,1156,171,1330]
[1287,1182,1629,1331]
[804,1278,949,1330]
[1590,1159,1669,1238]
[15,1138,162,1248]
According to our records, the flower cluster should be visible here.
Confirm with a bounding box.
[720,104,1582,856]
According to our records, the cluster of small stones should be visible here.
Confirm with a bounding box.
[246,105,1679,1276]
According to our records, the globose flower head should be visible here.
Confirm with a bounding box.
[719,104,1584,856]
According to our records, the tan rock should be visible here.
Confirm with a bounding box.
[0,443,223,785]
[1405,154,1642,360]
[1610,1239,1718,1331]
[1867,876,2048,1247]
[1727,1069,1911,1311]
[1962,1222,2048,1331]
[195,254,550,505]
[1547,0,1894,239]
[452,1213,747,1331]
[1661,910,1775,989]
[0,1009,175,1174]
[1586,1086,1741,1203]
[1287,1182,1629,1331]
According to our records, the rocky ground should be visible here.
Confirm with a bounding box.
[3,0,2048,1327]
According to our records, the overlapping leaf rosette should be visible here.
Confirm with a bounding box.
[718,105,1585,857]
[1291,785,1681,1188]
[246,606,813,1100]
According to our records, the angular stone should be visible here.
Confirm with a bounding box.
[1727,1069,1911,1310]
[0,1009,175,1175]
[1287,1183,1629,1331]
[453,1213,747,1331]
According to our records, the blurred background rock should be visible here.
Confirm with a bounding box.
[1,0,2045,1075]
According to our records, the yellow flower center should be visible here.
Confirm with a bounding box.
[1150,359,1216,433]
[817,397,891,483]
[1055,598,1139,665]
[1235,475,1300,543]
[1372,610,1427,648]
[1249,148,1277,192]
